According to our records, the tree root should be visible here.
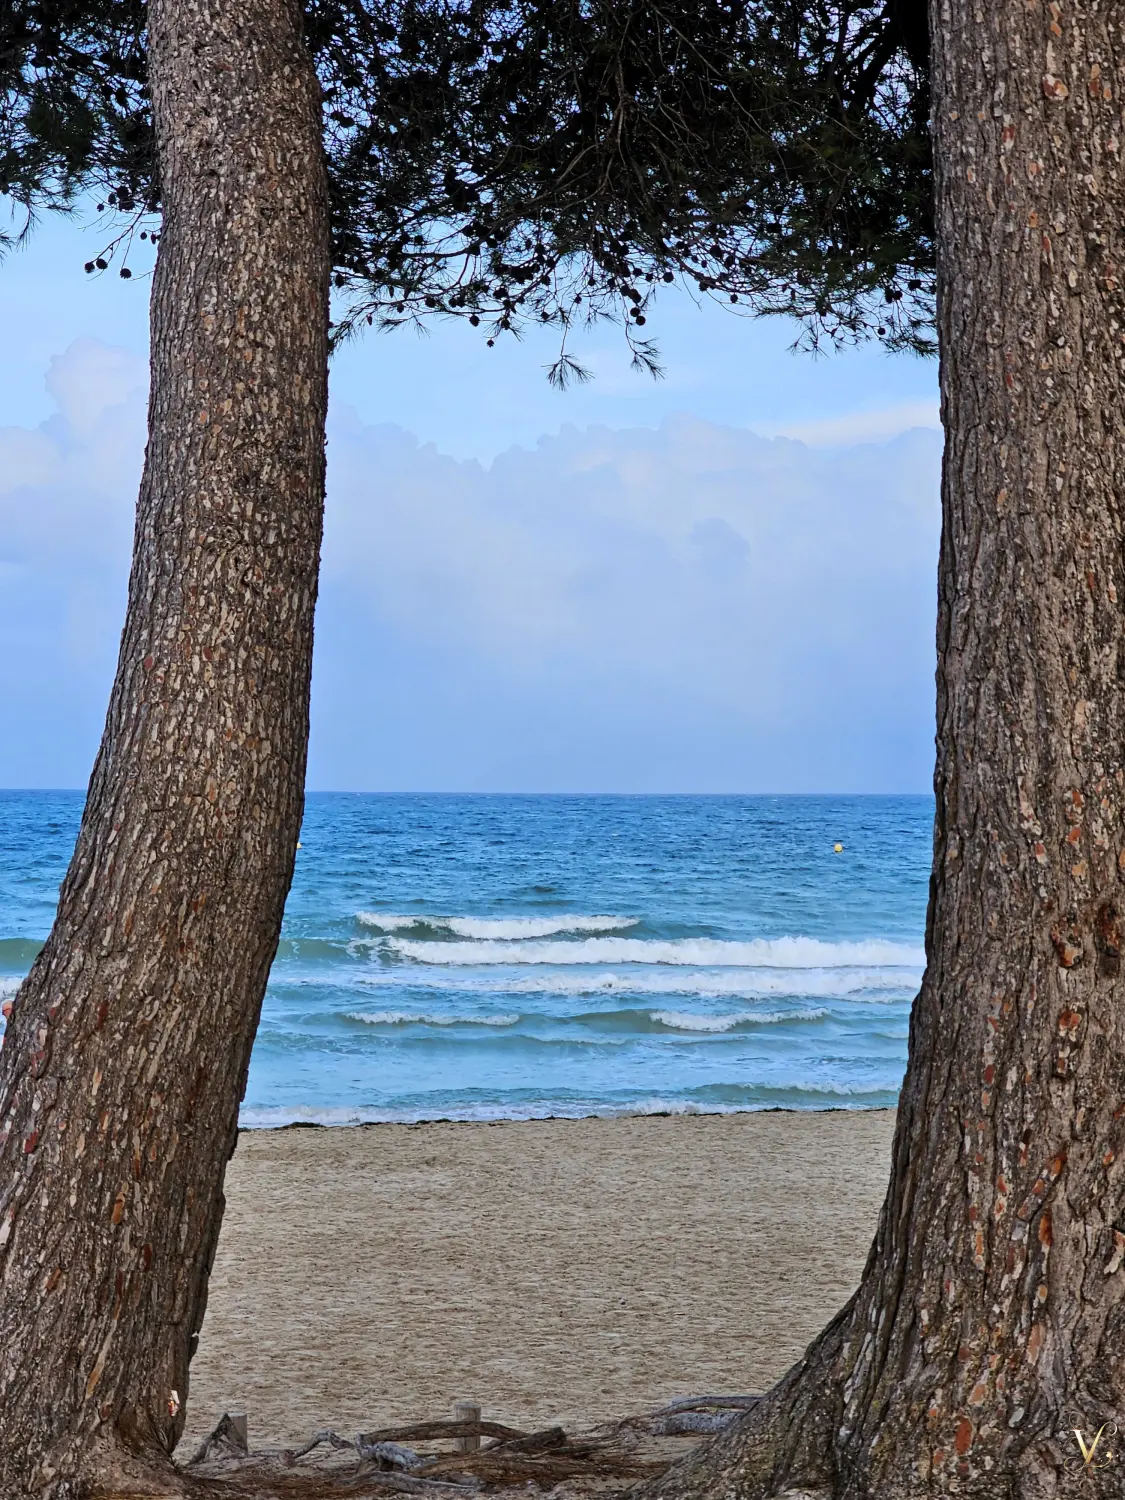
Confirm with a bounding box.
[633,1310,849,1500]
[86,1438,190,1500]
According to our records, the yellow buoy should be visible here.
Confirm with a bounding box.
[833,842,843,853]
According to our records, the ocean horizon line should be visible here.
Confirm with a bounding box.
[0,786,935,799]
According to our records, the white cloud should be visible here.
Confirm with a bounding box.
[0,341,143,785]
[316,410,941,790]
[0,340,942,792]
[766,398,941,447]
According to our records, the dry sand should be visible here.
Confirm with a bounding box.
[180,1109,895,1453]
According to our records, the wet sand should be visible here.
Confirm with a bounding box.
[180,1109,894,1453]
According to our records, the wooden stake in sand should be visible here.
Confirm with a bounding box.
[453,1403,481,1454]
[227,1412,248,1451]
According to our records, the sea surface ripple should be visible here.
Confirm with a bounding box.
[0,792,931,1125]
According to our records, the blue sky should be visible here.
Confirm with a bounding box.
[0,209,942,792]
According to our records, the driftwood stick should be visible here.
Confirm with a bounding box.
[356,1469,484,1494]
[482,1426,567,1455]
[282,1428,358,1464]
[422,1450,667,1483]
[655,1395,761,1414]
[356,1420,526,1446]
[356,1440,426,1471]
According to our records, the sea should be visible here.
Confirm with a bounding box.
[0,792,931,1126]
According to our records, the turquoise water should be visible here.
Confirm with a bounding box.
[0,792,931,1124]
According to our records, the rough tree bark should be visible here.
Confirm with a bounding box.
[0,0,329,1494]
[648,3,1125,1500]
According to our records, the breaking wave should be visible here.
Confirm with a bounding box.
[357,912,639,940]
[351,965,916,1000]
[340,1005,829,1035]
[388,934,924,969]
[346,1009,520,1028]
[646,1007,827,1031]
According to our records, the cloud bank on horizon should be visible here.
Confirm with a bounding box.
[0,340,941,793]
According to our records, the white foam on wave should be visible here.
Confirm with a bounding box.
[649,1007,828,1031]
[342,1004,827,1033]
[389,934,925,970]
[239,1088,890,1129]
[451,915,637,939]
[354,965,916,1000]
[357,912,638,940]
[347,1009,520,1028]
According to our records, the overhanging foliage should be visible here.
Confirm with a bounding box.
[1,0,934,374]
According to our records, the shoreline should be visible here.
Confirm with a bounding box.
[182,1108,895,1453]
[238,1100,900,1130]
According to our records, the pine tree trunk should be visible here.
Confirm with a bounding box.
[649,2,1125,1499]
[0,0,328,1493]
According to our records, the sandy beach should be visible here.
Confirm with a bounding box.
[180,1109,895,1454]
